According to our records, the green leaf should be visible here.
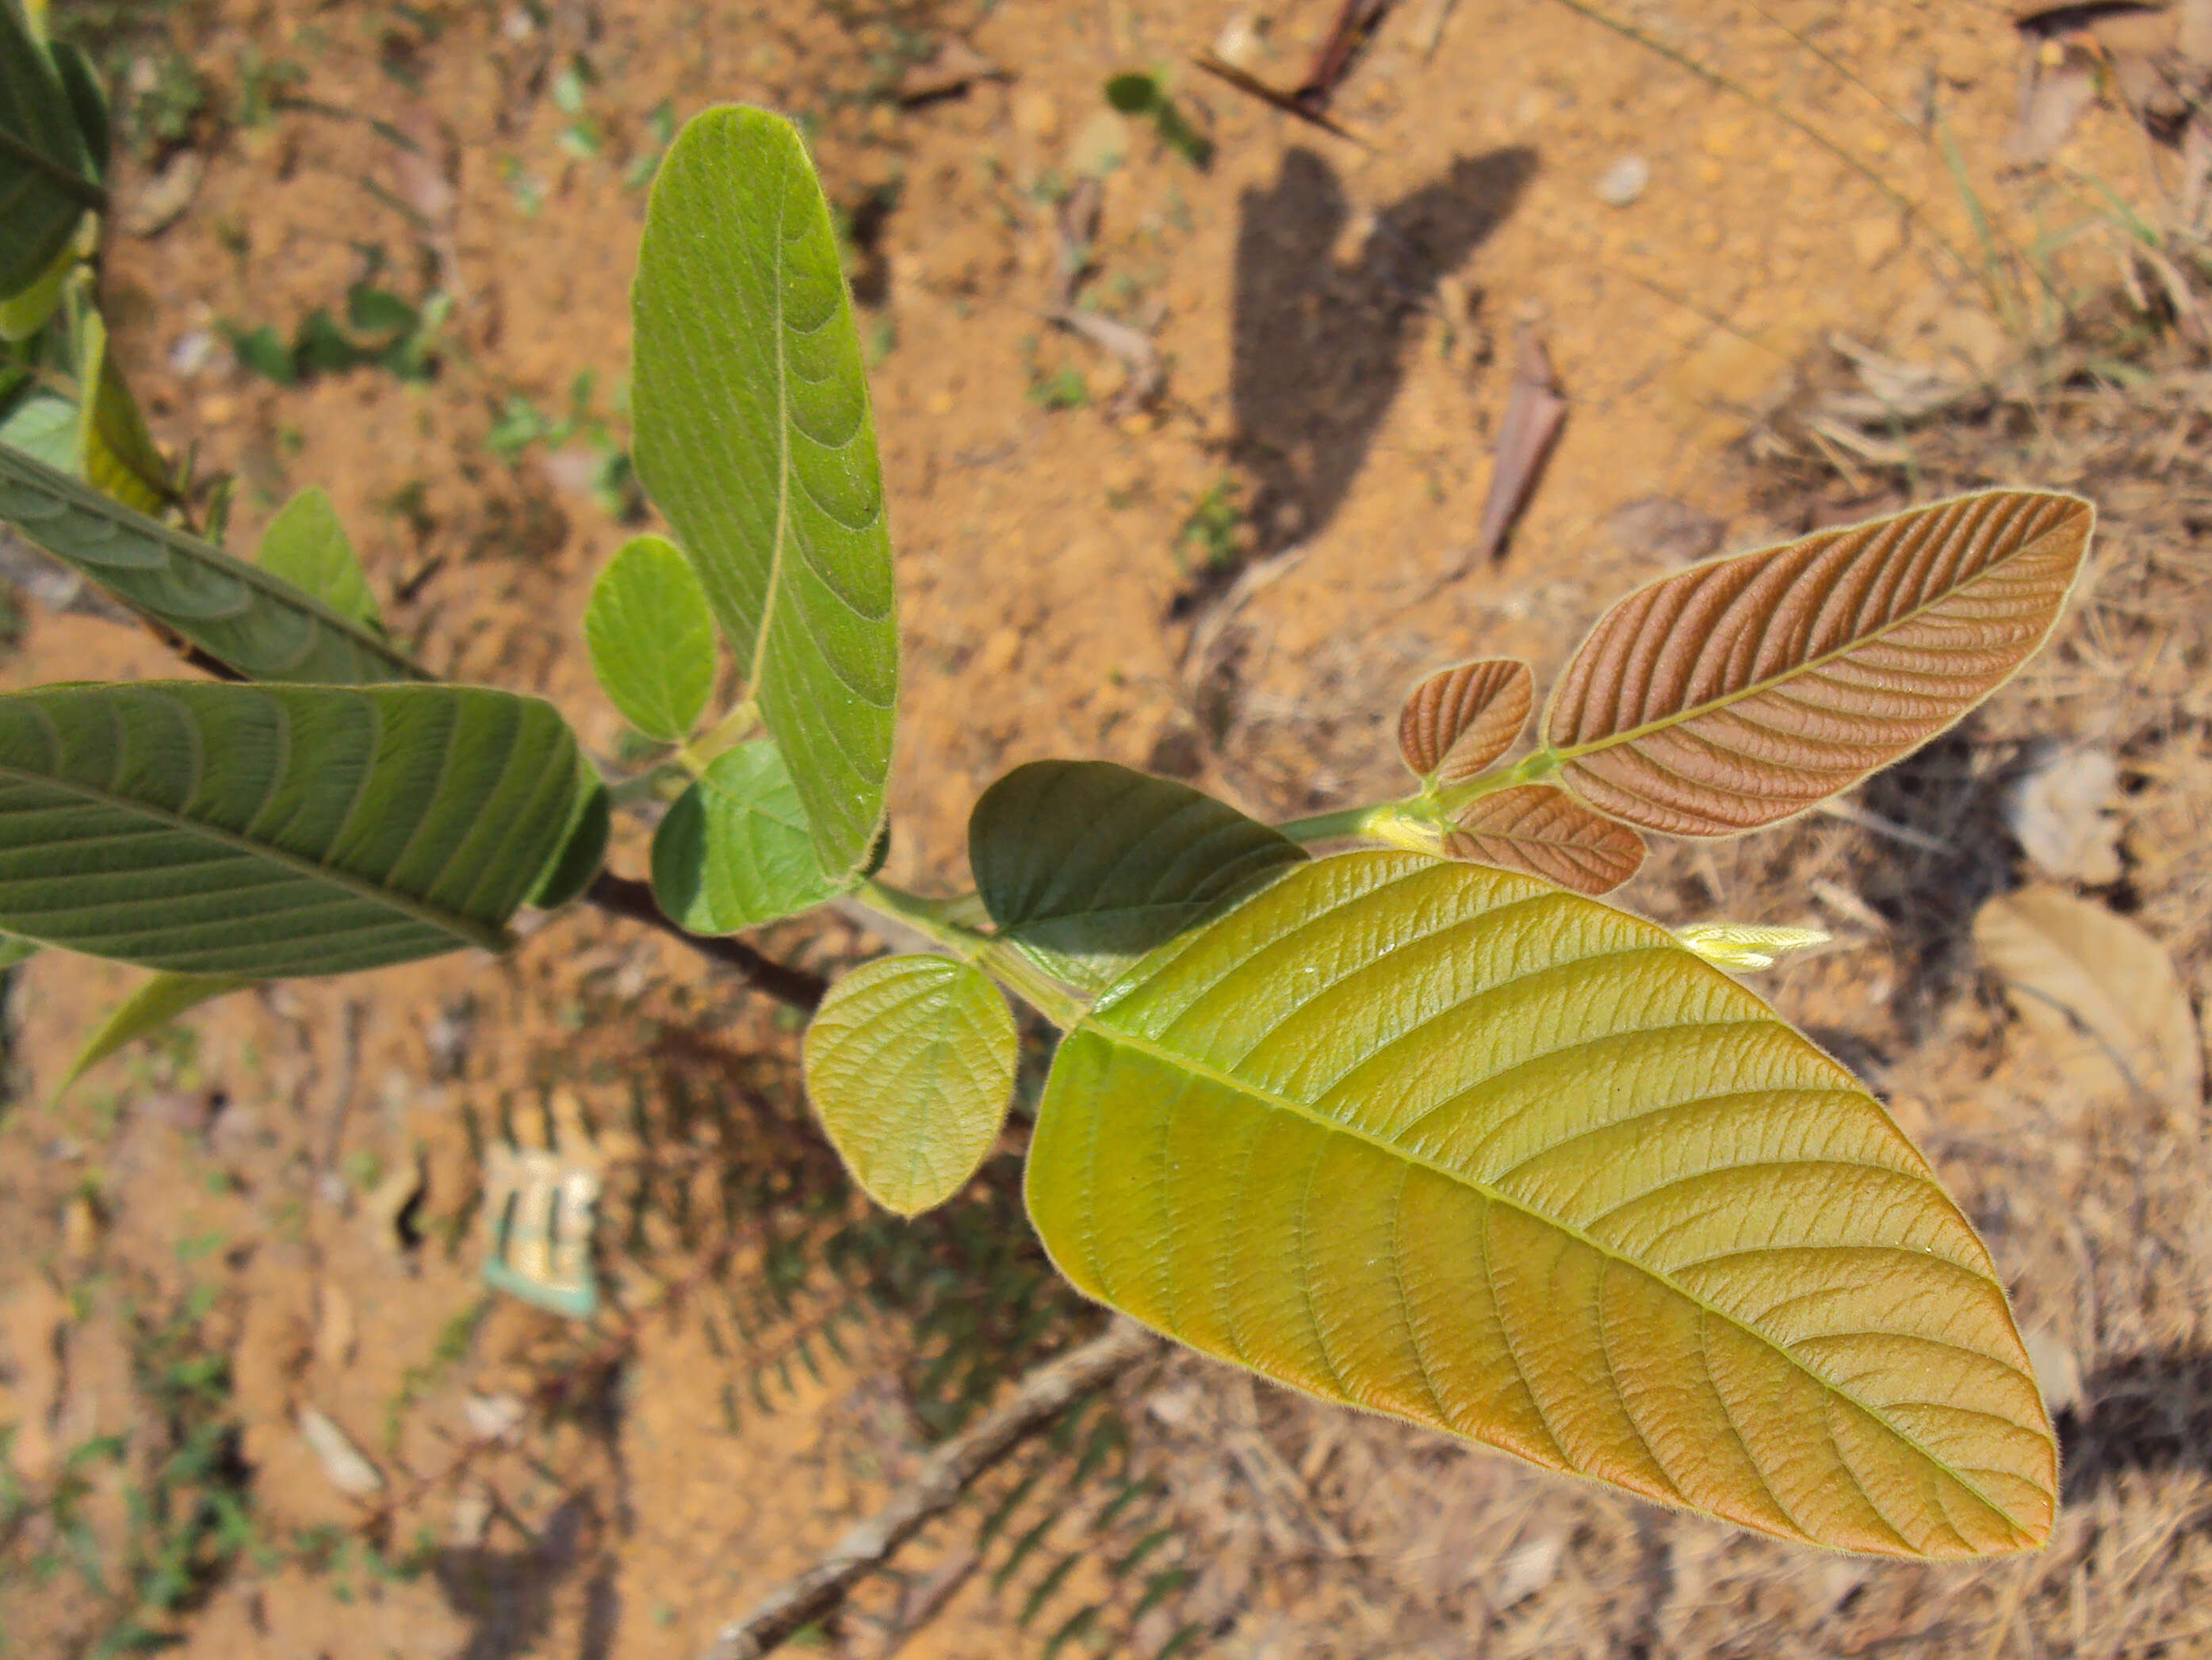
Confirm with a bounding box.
[632,105,898,878]
[0,0,97,301]
[650,738,843,933]
[0,931,36,969]
[969,760,1306,995]
[0,389,73,469]
[47,40,106,181]
[0,681,589,975]
[1104,73,1158,114]
[583,533,714,740]
[1027,851,2056,1559]
[0,233,71,341]
[0,444,427,683]
[61,971,255,1094]
[525,778,608,910]
[77,309,174,515]
[258,486,381,629]
[802,953,1016,1215]
[224,323,296,385]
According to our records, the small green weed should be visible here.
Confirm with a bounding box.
[1174,476,1246,572]
[1103,71,1212,169]
[226,254,447,387]
[485,371,645,521]
[1027,367,1089,411]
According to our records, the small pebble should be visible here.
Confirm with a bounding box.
[168,328,215,377]
[1595,155,1649,208]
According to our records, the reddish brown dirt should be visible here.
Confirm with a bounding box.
[6,2,2211,1657]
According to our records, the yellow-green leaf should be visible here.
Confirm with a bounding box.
[804,953,1016,1215]
[62,970,255,1095]
[76,310,173,514]
[1028,852,2054,1557]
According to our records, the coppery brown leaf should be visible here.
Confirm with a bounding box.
[1544,491,2094,836]
[1444,784,1645,893]
[1399,658,1533,782]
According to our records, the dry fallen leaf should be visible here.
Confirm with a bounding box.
[298,1403,384,1497]
[896,38,1001,105]
[2005,744,2124,884]
[1975,884,2203,1129]
[122,150,205,239]
[1493,1532,1563,1610]
[1047,308,1163,407]
[2021,1327,2084,1420]
[1457,323,1567,574]
[312,1281,356,1370]
[1605,495,1724,564]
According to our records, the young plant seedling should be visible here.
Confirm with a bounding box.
[0,92,2095,1564]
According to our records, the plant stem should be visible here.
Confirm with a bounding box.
[1279,752,1568,848]
[1432,748,1560,817]
[855,880,1087,1030]
[583,871,826,1011]
[1275,801,1398,843]
[676,700,760,775]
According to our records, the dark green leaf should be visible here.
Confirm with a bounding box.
[0,0,97,300]
[525,778,607,909]
[225,324,297,384]
[0,681,587,975]
[650,738,844,932]
[1104,73,1157,113]
[969,760,1306,994]
[48,40,105,181]
[0,444,427,683]
[633,105,898,877]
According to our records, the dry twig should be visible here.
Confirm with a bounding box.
[700,1318,1163,1660]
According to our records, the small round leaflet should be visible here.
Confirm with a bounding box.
[584,534,716,742]
[804,954,1018,1216]
[1399,658,1533,782]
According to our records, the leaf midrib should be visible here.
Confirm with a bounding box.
[0,714,511,954]
[748,148,793,689]
[1078,1017,2039,1536]
[1549,503,2075,762]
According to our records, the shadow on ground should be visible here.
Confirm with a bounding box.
[1227,144,1537,558]
[2062,1350,2212,1501]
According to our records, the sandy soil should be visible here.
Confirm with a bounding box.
[5,2,2211,1656]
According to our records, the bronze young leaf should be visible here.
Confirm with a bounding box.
[1544,491,2093,835]
[1399,657,1533,782]
[1445,782,1644,894]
